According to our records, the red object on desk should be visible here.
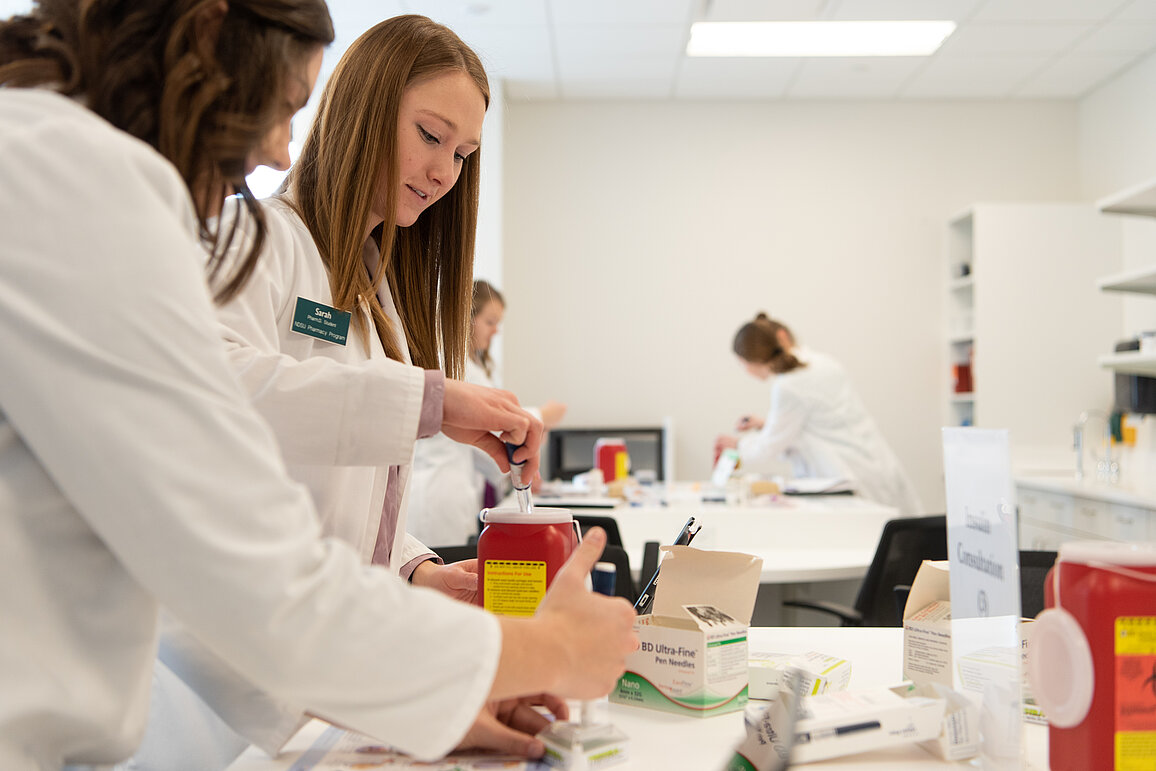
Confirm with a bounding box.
[594,438,629,481]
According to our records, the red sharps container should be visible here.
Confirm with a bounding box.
[1028,541,1156,770]
[476,507,579,616]
[594,438,629,482]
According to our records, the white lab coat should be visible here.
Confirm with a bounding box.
[406,358,507,547]
[143,196,446,758]
[738,349,923,516]
[0,89,497,769]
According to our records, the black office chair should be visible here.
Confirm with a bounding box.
[784,515,948,627]
[595,543,638,602]
[1018,549,1058,619]
[430,543,477,564]
[573,514,624,547]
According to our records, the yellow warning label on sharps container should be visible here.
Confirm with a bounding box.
[1115,616,1156,771]
[483,560,547,617]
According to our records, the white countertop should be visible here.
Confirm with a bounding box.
[227,627,1047,770]
[1016,472,1156,509]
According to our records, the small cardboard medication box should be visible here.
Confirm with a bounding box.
[748,650,851,700]
[611,546,762,717]
[901,560,1045,725]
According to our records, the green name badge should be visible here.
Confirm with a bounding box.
[291,297,350,346]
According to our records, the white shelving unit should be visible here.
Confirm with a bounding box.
[945,210,975,427]
[1097,175,1156,218]
[1096,177,1156,379]
[942,204,1120,442]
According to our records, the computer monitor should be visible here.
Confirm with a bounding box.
[546,426,666,482]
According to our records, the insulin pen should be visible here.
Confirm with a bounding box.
[633,516,700,615]
[505,442,532,513]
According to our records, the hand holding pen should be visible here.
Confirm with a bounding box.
[633,516,700,615]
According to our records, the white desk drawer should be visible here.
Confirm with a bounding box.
[1107,503,1154,542]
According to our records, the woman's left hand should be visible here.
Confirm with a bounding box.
[456,694,569,758]
[411,558,478,603]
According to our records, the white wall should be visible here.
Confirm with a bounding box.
[474,78,504,286]
[1080,50,1156,202]
[501,99,1082,511]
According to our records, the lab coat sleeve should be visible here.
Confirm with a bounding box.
[398,532,438,572]
[213,205,426,467]
[0,107,496,759]
[737,381,809,469]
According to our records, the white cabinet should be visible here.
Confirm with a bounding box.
[943,205,1122,445]
[1017,480,1156,548]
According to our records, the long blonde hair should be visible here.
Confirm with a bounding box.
[287,15,488,377]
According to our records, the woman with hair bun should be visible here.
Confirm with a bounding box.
[714,313,922,515]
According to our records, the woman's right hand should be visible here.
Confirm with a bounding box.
[714,434,739,456]
[533,528,638,698]
[442,379,543,479]
[492,528,638,702]
[735,414,764,431]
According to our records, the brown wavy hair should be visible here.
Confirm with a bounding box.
[0,0,334,304]
[733,313,805,374]
[286,14,488,377]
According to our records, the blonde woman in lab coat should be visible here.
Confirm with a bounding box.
[408,281,567,546]
[714,314,923,515]
[0,3,637,770]
[136,15,592,767]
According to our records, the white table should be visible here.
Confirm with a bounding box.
[527,484,898,586]
[226,627,1047,770]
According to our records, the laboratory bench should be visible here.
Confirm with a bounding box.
[226,626,1048,770]
[1016,473,1156,549]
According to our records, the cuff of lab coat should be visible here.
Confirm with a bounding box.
[419,370,445,438]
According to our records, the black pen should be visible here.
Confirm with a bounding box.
[633,516,700,615]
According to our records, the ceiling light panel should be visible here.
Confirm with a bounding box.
[687,21,957,57]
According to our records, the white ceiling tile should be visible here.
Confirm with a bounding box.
[972,0,1129,23]
[561,78,673,99]
[329,1,408,45]
[402,0,549,26]
[704,0,831,22]
[504,79,561,100]
[938,22,1092,55]
[452,26,554,79]
[902,55,1048,96]
[787,56,926,97]
[559,54,678,81]
[1013,53,1136,96]
[550,0,695,25]
[1115,0,1156,21]
[554,24,686,58]
[1071,22,1156,54]
[675,58,799,98]
[829,0,984,21]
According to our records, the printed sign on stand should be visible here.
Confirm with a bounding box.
[941,427,1024,768]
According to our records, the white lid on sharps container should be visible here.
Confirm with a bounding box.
[479,506,574,525]
[1027,540,1156,729]
[1029,607,1094,728]
[1057,539,1156,567]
